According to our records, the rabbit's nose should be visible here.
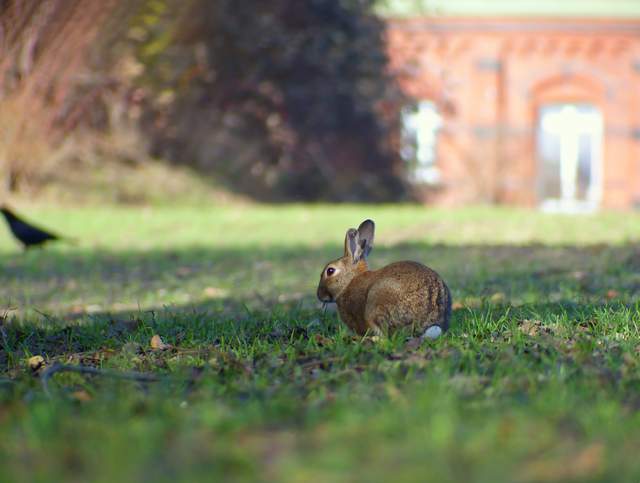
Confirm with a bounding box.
[317,286,333,303]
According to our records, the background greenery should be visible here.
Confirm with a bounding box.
[1,205,640,482]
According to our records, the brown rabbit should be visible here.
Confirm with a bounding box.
[317,219,451,339]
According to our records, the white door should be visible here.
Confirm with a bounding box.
[537,104,604,212]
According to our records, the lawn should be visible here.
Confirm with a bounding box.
[1,204,640,482]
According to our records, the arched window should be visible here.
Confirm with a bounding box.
[400,100,442,184]
[537,103,603,212]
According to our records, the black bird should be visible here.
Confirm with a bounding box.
[0,205,65,249]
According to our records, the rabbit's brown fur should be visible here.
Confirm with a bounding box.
[317,220,451,337]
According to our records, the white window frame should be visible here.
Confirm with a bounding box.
[400,100,442,185]
[537,103,604,213]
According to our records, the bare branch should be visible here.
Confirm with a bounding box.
[40,362,161,398]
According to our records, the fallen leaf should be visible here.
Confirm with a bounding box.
[71,390,92,402]
[28,355,45,372]
[150,334,171,351]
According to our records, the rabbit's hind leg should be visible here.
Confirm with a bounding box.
[363,305,389,338]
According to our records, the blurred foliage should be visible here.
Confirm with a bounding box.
[0,0,147,194]
[134,0,406,201]
[0,0,408,202]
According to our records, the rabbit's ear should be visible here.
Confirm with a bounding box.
[356,219,375,259]
[344,228,360,263]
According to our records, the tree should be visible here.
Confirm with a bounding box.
[139,0,405,201]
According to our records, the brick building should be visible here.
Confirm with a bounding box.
[386,10,640,210]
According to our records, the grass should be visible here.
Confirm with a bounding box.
[1,204,640,482]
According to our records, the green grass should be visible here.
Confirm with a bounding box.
[1,205,640,482]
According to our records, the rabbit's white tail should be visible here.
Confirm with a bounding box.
[423,325,443,340]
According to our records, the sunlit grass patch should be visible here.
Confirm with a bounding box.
[1,205,640,482]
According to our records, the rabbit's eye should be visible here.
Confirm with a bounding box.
[326,267,336,276]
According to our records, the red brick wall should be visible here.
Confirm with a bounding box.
[387,18,640,208]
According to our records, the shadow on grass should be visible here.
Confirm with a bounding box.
[1,240,638,307]
[1,240,639,366]
[2,297,636,373]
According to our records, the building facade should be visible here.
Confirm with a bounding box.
[387,17,640,209]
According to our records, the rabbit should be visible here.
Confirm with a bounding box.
[317,219,451,340]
